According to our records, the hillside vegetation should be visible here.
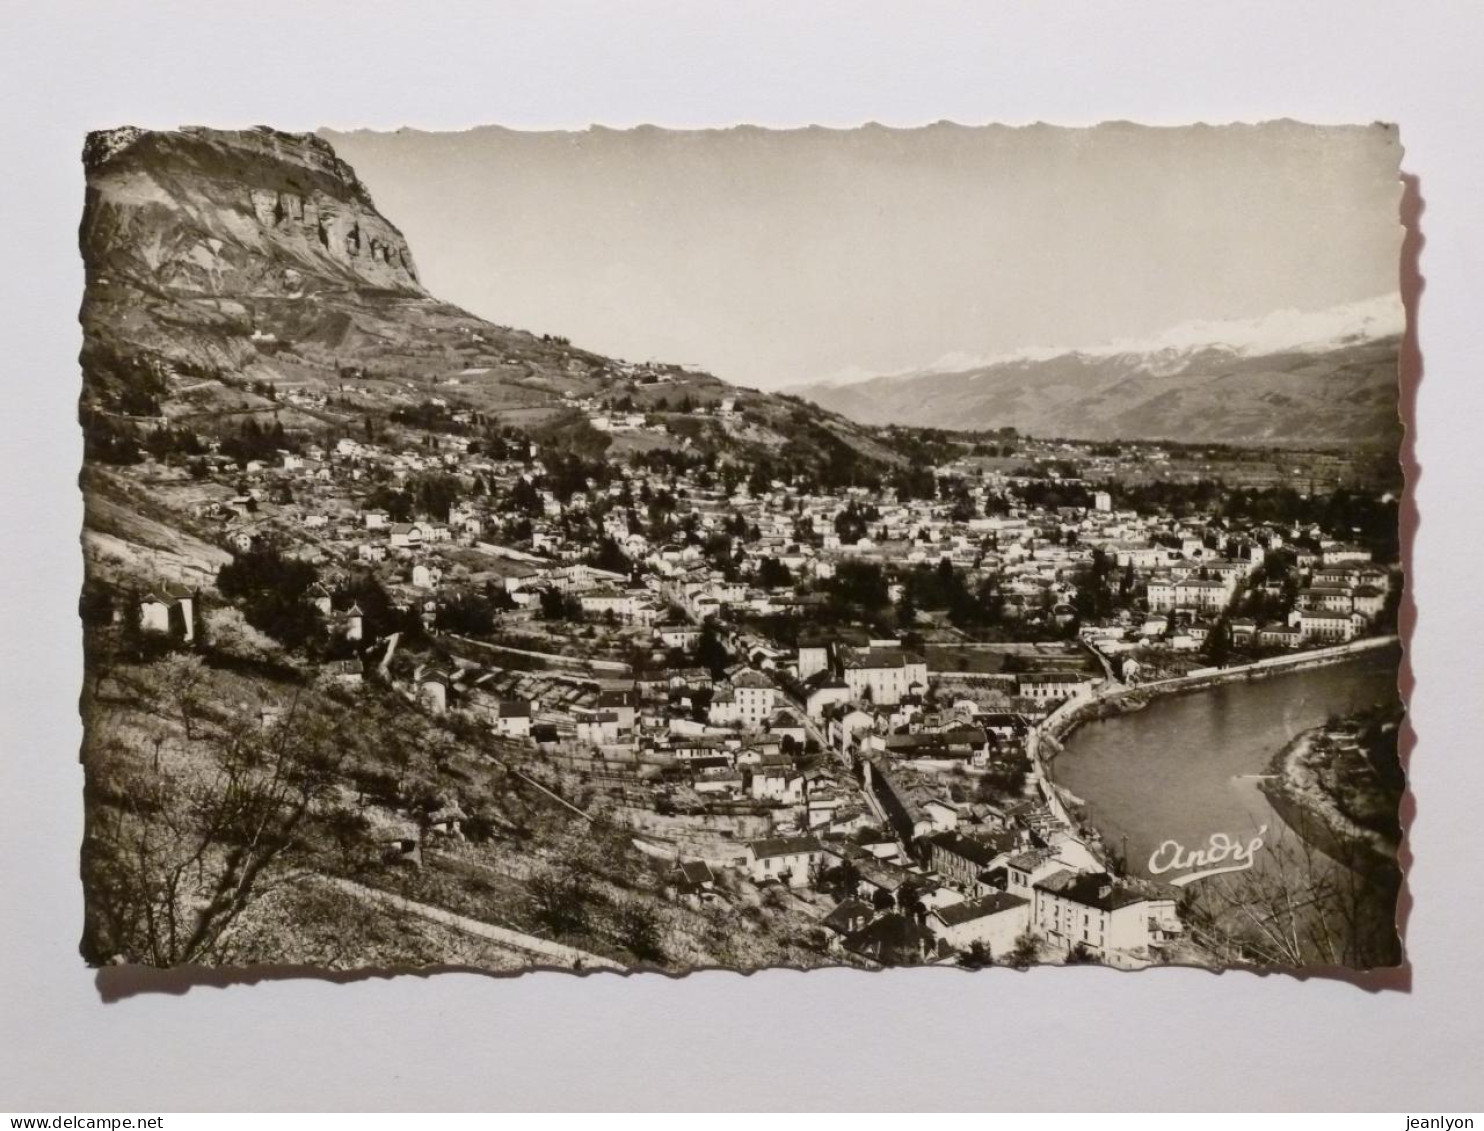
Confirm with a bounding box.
[77,126,887,972]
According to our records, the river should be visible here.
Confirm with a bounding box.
[1050,647,1402,882]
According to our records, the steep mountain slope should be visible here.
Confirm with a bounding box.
[791,335,1402,447]
[79,125,896,474]
[82,127,427,383]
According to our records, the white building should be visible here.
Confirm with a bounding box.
[492,700,532,738]
[579,588,632,618]
[1322,545,1373,566]
[1147,577,1232,613]
[732,670,779,725]
[797,643,831,681]
[1031,870,1181,960]
[389,523,424,549]
[138,586,195,643]
[1016,671,1094,704]
[744,836,824,888]
[1295,608,1361,643]
[840,647,927,706]
[928,892,1031,956]
[804,678,852,720]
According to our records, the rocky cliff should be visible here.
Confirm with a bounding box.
[76,126,890,478]
[79,125,444,396]
[83,125,422,297]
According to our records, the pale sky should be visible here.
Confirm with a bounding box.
[321,122,1403,389]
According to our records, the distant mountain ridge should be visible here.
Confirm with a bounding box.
[809,295,1404,388]
[790,324,1402,448]
[78,125,1401,453]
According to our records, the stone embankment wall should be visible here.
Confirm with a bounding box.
[1044,635,1400,751]
[614,807,773,865]
[1026,635,1399,851]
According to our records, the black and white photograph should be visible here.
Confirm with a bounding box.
[76,120,1406,975]
[11,0,1484,1118]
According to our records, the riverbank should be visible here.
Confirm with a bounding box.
[1039,634,1401,760]
[1032,638,1403,968]
[1258,715,1402,875]
[1031,635,1401,880]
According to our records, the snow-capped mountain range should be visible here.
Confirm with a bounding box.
[789,295,1403,446]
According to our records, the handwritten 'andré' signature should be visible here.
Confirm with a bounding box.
[1147,826,1268,887]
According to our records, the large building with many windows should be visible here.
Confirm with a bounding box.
[1146,577,1233,613]
[1032,870,1181,959]
[840,647,927,706]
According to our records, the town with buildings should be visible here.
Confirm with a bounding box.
[86,379,1402,970]
[76,125,1404,974]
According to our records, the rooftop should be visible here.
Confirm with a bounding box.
[748,835,822,860]
[1033,869,1171,911]
[931,891,1029,927]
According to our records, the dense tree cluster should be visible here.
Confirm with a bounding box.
[1106,481,1401,562]
[824,560,892,620]
[81,343,170,417]
[216,545,322,648]
[756,557,793,590]
[890,464,937,502]
[1016,478,1093,510]
[141,424,207,462]
[542,450,616,503]
[899,558,1004,630]
[833,502,877,545]
[587,536,632,577]
[695,620,731,680]
[434,589,503,636]
[389,400,470,435]
[1068,548,1119,621]
[80,410,143,465]
[881,427,960,468]
[335,573,425,643]
[219,418,298,466]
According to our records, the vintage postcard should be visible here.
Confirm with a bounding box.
[78,122,1405,974]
